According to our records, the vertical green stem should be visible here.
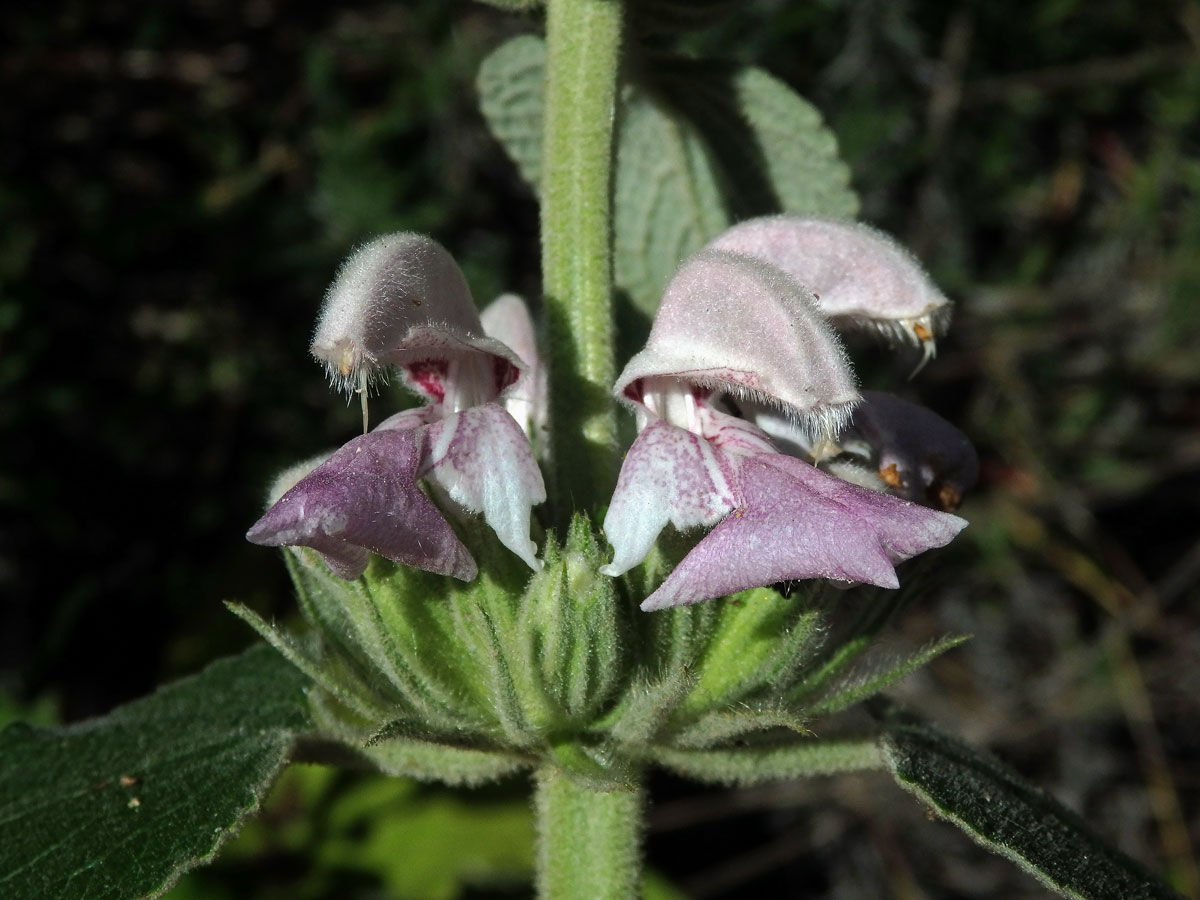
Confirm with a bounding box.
[541,0,623,520]
[535,765,644,899]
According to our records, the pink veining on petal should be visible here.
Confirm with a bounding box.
[694,403,778,456]
[405,359,449,404]
[601,419,741,577]
[420,403,547,571]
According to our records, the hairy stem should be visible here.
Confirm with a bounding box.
[540,0,624,521]
[535,765,644,899]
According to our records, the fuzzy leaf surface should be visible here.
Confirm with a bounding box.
[657,60,858,223]
[882,719,1182,900]
[654,737,884,787]
[0,645,312,900]
[477,35,546,191]
[615,60,858,316]
[804,635,969,717]
[613,86,730,318]
[475,37,857,320]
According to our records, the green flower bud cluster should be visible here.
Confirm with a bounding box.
[231,516,962,790]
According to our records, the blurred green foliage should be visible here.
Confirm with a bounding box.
[169,767,536,900]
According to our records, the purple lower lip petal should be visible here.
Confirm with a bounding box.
[247,427,477,581]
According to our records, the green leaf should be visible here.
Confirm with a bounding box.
[226,600,391,722]
[477,34,546,191]
[307,692,530,788]
[881,717,1182,900]
[657,60,859,223]
[654,737,884,787]
[475,37,858,320]
[613,86,730,317]
[0,645,312,900]
[615,60,858,317]
[673,586,823,720]
[802,635,970,717]
[666,704,808,750]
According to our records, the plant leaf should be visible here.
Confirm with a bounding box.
[802,634,969,717]
[0,645,312,900]
[306,692,530,789]
[654,737,884,787]
[614,59,858,317]
[656,59,858,222]
[673,586,823,721]
[667,704,808,750]
[881,717,1182,900]
[613,86,730,317]
[475,37,857,321]
[477,34,546,191]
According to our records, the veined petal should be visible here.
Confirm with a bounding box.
[480,293,547,445]
[707,216,951,365]
[614,249,859,443]
[844,391,979,511]
[641,453,967,610]
[694,402,778,456]
[374,405,439,433]
[310,233,523,403]
[601,420,740,577]
[420,403,547,571]
[246,429,476,581]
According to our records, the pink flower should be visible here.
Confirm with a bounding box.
[247,234,545,580]
[601,248,967,610]
[707,215,952,371]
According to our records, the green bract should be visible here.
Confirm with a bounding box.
[231,515,964,791]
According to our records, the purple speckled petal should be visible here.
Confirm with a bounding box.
[246,428,476,581]
[614,249,859,441]
[706,216,951,356]
[601,420,740,577]
[640,452,967,610]
[421,403,546,571]
[844,390,979,510]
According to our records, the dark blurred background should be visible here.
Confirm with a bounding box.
[1,1,1196,898]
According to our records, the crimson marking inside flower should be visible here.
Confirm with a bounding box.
[407,359,449,404]
[493,356,520,394]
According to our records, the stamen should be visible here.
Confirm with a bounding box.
[907,319,938,379]
[358,367,369,434]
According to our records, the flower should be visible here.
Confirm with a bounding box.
[600,247,967,610]
[837,390,978,511]
[247,233,546,580]
[707,215,952,372]
[745,390,978,512]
